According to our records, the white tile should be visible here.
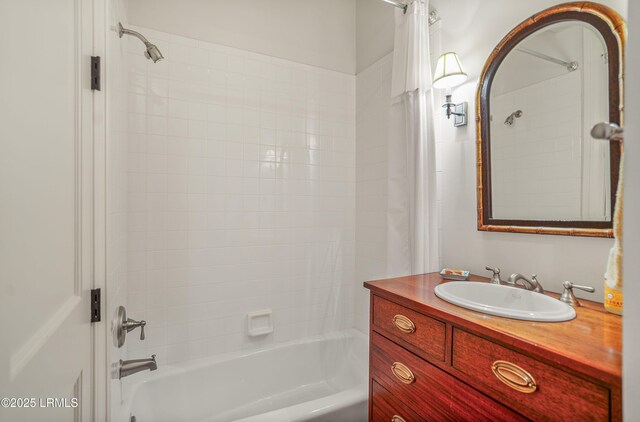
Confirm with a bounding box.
[126,26,357,365]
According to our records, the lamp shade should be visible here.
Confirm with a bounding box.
[432,52,468,89]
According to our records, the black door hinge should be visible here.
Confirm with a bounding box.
[90,288,101,322]
[91,56,101,91]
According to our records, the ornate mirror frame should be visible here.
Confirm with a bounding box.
[476,2,625,237]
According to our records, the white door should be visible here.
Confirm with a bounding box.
[0,0,97,421]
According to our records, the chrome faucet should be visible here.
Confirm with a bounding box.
[508,273,544,294]
[118,355,157,379]
[485,266,544,294]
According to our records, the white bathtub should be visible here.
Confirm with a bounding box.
[124,329,369,422]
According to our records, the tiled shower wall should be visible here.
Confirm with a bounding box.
[354,53,392,332]
[124,27,356,364]
[491,71,583,220]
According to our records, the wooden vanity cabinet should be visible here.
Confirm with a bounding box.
[364,273,622,422]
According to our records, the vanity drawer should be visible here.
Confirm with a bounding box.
[452,328,610,421]
[371,331,453,421]
[372,295,446,362]
[371,331,524,422]
[371,380,423,422]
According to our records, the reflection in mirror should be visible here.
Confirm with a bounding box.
[490,21,610,221]
[476,2,625,237]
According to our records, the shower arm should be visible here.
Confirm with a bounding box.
[118,23,152,46]
[117,22,164,63]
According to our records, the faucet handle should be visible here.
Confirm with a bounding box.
[116,306,149,347]
[485,266,502,284]
[565,281,595,293]
[124,318,146,340]
[560,281,595,307]
[138,321,146,340]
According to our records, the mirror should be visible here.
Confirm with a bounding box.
[476,3,624,237]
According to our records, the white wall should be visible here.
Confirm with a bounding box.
[356,0,395,73]
[623,0,639,417]
[126,0,357,74]
[357,0,628,64]
[436,0,625,299]
[123,26,356,365]
[355,0,627,302]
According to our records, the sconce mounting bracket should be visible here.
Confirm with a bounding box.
[453,102,467,127]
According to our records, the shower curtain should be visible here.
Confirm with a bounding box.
[387,0,439,277]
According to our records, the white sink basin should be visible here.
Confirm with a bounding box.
[434,282,576,322]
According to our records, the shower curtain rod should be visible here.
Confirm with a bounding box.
[379,0,440,24]
[516,47,579,71]
[381,0,408,13]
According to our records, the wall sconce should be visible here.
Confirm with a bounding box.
[433,52,468,127]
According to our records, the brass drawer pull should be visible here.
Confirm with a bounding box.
[392,314,416,334]
[391,415,407,422]
[492,360,537,393]
[391,362,415,384]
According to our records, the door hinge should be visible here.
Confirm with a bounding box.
[90,288,101,323]
[91,56,101,91]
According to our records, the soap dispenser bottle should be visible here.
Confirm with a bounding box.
[604,152,623,315]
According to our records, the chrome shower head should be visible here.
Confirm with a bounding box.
[117,22,164,63]
[144,43,164,63]
[504,110,523,126]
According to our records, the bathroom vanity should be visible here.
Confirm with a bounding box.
[364,273,622,421]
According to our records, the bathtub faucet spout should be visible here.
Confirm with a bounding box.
[118,354,157,379]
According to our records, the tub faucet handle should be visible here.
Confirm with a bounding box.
[116,306,148,347]
[124,318,146,340]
